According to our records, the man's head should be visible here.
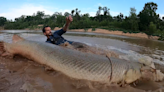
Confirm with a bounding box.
[42,26,52,36]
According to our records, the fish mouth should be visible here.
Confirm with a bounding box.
[140,66,157,81]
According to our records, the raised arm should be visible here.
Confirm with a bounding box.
[62,15,73,31]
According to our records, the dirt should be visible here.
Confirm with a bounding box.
[1,55,164,92]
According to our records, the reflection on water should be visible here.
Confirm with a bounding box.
[64,32,164,62]
[65,32,164,50]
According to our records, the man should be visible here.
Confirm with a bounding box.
[42,15,118,57]
[42,15,88,49]
[42,15,73,45]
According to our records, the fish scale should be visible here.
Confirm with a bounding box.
[3,35,143,84]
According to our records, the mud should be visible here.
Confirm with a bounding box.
[0,56,156,92]
[1,52,164,92]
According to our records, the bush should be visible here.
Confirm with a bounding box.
[146,22,157,36]
[92,28,96,31]
[156,30,164,41]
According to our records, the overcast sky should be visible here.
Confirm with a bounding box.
[0,0,164,20]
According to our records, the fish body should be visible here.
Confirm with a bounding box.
[1,35,153,84]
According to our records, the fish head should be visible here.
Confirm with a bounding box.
[140,66,164,82]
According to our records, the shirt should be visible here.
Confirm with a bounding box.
[46,29,73,45]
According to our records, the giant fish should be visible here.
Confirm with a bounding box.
[0,35,163,85]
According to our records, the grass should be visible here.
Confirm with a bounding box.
[92,28,96,31]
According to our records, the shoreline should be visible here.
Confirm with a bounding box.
[71,29,159,40]
[1,27,159,40]
[54,27,159,40]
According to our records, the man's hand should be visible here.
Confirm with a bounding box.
[63,15,73,31]
[66,15,73,24]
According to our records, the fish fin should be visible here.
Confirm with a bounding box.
[12,34,24,43]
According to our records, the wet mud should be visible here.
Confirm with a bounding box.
[1,52,164,92]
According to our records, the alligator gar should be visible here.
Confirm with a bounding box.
[0,35,163,84]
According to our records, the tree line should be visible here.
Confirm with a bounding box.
[0,2,164,40]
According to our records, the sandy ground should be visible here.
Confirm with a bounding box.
[54,27,159,40]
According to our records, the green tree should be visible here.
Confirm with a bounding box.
[71,10,75,16]
[0,17,7,26]
[96,6,102,16]
[36,11,45,18]
[75,8,81,16]
[114,13,124,22]
[146,22,157,37]
[15,15,26,22]
[64,12,70,17]
[2,4,163,39]
[129,7,139,31]
[96,6,103,22]
[83,13,90,17]
[138,2,159,31]
[102,6,110,16]
[70,8,81,21]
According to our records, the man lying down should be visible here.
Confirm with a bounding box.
[42,15,118,57]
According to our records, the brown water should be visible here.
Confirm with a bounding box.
[1,30,164,92]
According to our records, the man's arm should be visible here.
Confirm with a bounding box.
[54,29,66,36]
[63,15,73,31]
[54,15,73,36]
